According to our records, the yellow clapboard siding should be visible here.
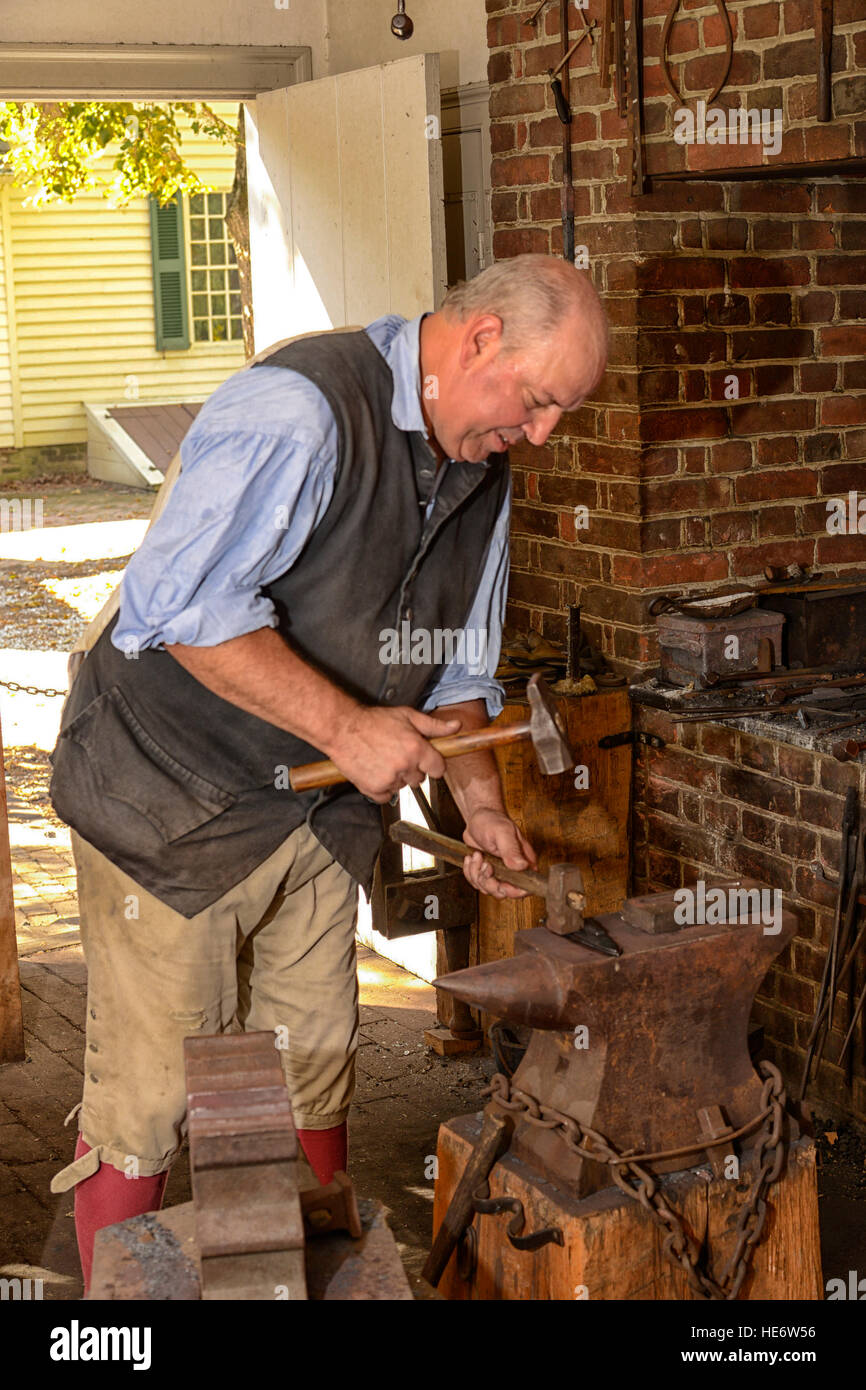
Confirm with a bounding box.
[3,100,244,450]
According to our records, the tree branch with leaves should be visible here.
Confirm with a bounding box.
[0,100,254,354]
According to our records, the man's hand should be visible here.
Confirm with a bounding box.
[327,705,461,804]
[461,807,538,899]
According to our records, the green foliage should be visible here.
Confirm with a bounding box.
[0,101,237,206]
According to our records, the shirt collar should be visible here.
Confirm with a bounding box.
[369,311,491,469]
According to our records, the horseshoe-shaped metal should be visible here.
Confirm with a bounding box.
[661,0,733,104]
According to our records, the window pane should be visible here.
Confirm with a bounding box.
[212,319,228,341]
[192,294,209,317]
[230,319,244,339]
[228,243,237,264]
[209,270,225,291]
[208,218,223,241]
[190,243,207,265]
[191,271,207,292]
[210,242,226,265]
[207,193,223,214]
[228,268,240,290]
[189,194,205,215]
[194,319,210,341]
[189,218,206,241]
[229,293,241,315]
[211,293,226,316]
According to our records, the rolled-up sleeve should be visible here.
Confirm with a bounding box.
[421,479,511,720]
[113,372,338,652]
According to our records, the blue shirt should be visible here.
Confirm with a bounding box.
[114,315,510,717]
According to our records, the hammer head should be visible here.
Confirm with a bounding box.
[545,862,585,935]
[526,673,575,775]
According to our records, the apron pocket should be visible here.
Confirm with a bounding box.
[52,686,235,843]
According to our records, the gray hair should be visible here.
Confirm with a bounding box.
[440,253,605,355]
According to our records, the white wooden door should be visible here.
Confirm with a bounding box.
[245,53,447,350]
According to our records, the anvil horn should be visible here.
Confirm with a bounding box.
[433,952,573,1030]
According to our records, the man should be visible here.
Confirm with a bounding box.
[48,253,608,1287]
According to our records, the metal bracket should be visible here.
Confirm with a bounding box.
[598,730,665,750]
[472,1192,564,1254]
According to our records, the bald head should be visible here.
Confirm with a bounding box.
[420,254,609,464]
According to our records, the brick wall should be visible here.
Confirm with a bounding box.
[487,0,866,672]
[486,1,866,1119]
[633,704,866,1121]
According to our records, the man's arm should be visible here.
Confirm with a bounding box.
[427,698,538,900]
[165,628,460,804]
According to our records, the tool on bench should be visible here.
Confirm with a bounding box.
[389,819,620,956]
[289,672,574,791]
[815,0,834,122]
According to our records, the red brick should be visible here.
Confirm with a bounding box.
[756,505,798,538]
[703,798,740,836]
[711,510,752,545]
[733,184,811,216]
[730,540,816,575]
[782,0,814,34]
[818,256,866,286]
[491,153,551,187]
[612,551,728,587]
[754,364,796,397]
[764,38,820,79]
[742,808,778,848]
[643,476,731,514]
[730,399,816,437]
[730,257,811,289]
[797,220,837,251]
[739,733,777,774]
[706,218,749,251]
[745,2,780,38]
[797,290,836,324]
[640,407,728,444]
[798,787,846,831]
[490,123,517,156]
[709,440,753,473]
[822,396,866,427]
[752,222,794,253]
[818,757,862,795]
[821,325,866,357]
[756,436,799,467]
[731,328,813,360]
[804,124,853,163]
[801,362,838,392]
[493,226,550,257]
[778,821,818,860]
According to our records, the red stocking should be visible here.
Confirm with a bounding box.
[296,1123,348,1186]
[73,1135,169,1293]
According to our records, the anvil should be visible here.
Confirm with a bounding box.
[435,880,797,1197]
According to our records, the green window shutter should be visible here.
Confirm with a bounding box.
[149,196,190,350]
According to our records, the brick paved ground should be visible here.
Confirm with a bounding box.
[0,942,490,1299]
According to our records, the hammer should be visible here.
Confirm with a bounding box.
[288,673,574,792]
[388,821,619,956]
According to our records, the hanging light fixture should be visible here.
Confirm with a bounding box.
[390,1,414,39]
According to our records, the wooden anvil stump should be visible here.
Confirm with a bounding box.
[430,882,823,1300]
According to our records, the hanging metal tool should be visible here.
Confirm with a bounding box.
[626,0,647,195]
[815,0,834,121]
[526,0,596,263]
[661,0,733,103]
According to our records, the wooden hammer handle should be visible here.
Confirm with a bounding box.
[389,820,547,897]
[288,720,531,792]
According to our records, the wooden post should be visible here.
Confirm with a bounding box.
[0,708,25,1062]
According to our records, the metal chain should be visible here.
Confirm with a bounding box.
[484,1060,787,1301]
[0,678,67,698]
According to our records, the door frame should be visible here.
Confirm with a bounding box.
[0,44,312,99]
